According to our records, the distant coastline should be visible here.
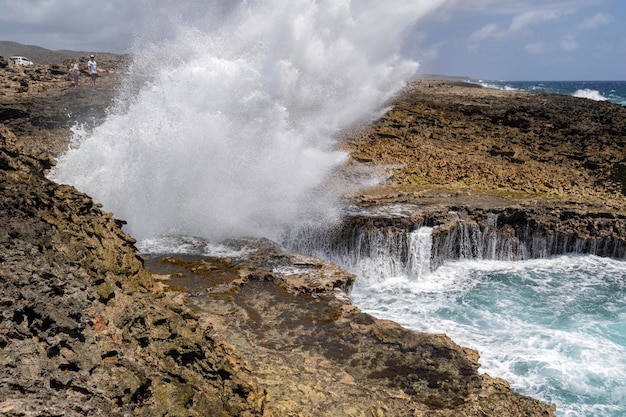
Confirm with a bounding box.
[468,79,626,106]
[413,72,626,107]
[0,40,109,65]
[5,38,625,108]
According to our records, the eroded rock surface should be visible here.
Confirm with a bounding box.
[1,124,265,415]
[144,238,556,416]
[0,53,126,157]
[2,57,607,416]
[336,80,626,262]
[0,117,557,415]
[346,80,626,209]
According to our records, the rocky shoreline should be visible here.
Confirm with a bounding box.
[3,53,624,416]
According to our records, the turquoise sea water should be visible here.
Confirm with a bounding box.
[472,80,626,107]
[140,231,626,417]
[348,230,626,417]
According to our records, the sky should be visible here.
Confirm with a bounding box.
[0,0,623,80]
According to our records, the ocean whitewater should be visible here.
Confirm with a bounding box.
[49,1,625,417]
[474,80,626,107]
[342,231,626,417]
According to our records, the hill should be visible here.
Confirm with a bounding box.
[0,40,87,64]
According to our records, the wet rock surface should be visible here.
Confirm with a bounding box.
[6,56,623,415]
[143,239,555,416]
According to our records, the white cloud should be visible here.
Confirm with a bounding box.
[579,12,613,30]
[466,23,505,53]
[525,40,549,55]
[524,35,579,55]
[469,23,501,42]
[560,35,578,51]
[509,10,566,32]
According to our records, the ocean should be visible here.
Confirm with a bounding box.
[341,78,626,417]
[49,1,626,416]
[472,80,626,107]
[343,230,626,417]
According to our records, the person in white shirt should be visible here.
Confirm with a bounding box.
[87,55,97,87]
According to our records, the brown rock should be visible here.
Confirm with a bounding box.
[145,240,556,417]
[345,80,626,209]
[0,54,126,157]
[0,60,573,416]
[0,123,265,416]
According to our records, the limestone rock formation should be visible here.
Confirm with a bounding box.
[338,80,626,263]
[144,239,556,416]
[3,56,602,416]
[1,124,265,416]
[345,80,626,208]
[0,53,126,157]
[0,117,557,415]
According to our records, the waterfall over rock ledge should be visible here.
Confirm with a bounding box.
[286,205,626,278]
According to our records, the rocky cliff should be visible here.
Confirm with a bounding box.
[3,54,611,416]
[327,80,626,265]
[1,54,266,416]
[0,127,265,415]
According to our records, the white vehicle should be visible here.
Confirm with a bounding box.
[9,56,34,66]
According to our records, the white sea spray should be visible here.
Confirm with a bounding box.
[572,88,608,101]
[51,0,444,242]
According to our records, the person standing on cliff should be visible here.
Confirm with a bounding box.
[87,55,97,88]
[70,58,80,87]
